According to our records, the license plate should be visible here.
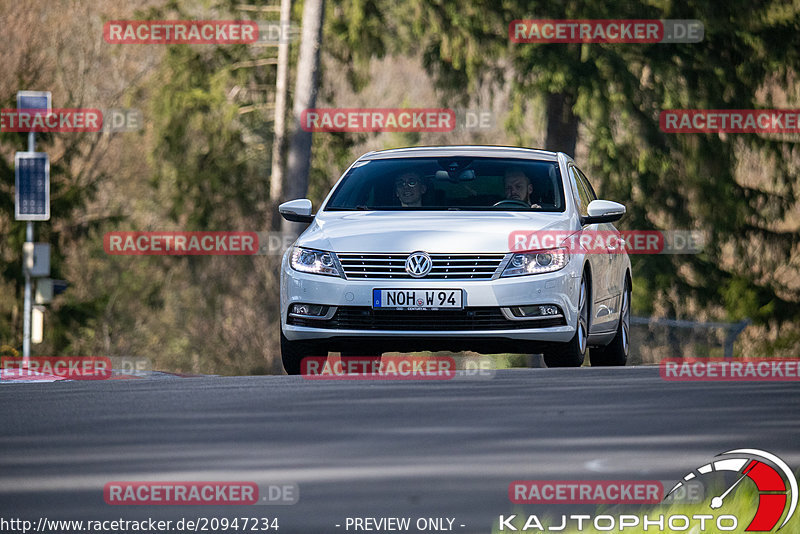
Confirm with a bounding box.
[372,289,463,310]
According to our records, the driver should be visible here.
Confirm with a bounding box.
[503,168,541,208]
[394,171,427,207]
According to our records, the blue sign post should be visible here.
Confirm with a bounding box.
[14,152,50,221]
[16,91,51,112]
[15,91,52,364]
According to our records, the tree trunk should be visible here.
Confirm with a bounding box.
[269,0,293,230]
[281,0,325,235]
[544,91,579,157]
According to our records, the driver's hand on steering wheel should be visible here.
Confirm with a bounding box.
[492,199,541,208]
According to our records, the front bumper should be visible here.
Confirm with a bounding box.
[280,255,582,346]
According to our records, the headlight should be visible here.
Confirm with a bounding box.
[290,247,343,277]
[501,247,569,277]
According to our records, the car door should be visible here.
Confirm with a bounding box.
[568,166,617,334]
[574,167,624,332]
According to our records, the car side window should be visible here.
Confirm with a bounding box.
[568,166,590,216]
[575,167,598,202]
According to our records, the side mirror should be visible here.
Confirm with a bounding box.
[580,200,626,225]
[279,199,314,223]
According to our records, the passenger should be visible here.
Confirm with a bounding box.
[394,172,427,207]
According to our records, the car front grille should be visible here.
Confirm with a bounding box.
[287,307,566,331]
[336,253,507,280]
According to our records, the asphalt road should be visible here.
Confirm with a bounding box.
[1,366,798,533]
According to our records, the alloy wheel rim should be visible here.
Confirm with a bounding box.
[578,278,588,354]
[621,283,630,355]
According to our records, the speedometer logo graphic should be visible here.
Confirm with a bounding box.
[665,449,797,531]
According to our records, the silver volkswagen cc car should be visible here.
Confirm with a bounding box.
[278,146,631,374]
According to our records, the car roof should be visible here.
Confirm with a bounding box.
[359,145,567,162]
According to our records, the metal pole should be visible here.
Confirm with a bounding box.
[269,0,292,208]
[22,224,33,365]
[724,318,751,359]
[22,131,35,366]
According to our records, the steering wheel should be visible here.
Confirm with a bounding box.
[492,199,531,208]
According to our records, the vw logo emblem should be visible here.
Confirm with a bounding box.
[405,252,432,278]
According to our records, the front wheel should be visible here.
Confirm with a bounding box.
[590,277,630,366]
[543,275,589,368]
[280,331,327,375]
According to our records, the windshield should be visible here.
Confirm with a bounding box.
[324,157,565,211]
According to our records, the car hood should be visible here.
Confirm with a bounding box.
[297,211,573,253]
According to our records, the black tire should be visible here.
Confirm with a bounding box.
[590,276,630,367]
[340,355,382,373]
[543,274,589,368]
[340,345,382,373]
[280,331,327,375]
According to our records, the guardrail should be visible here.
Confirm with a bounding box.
[631,316,751,359]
